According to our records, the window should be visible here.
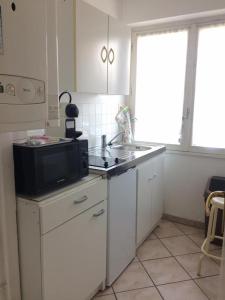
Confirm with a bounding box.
[135,30,188,145]
[133,19,225,154]
[192,24,225,149]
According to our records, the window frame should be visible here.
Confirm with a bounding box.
[130,14,225,155]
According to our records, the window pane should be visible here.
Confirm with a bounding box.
[135,30,188,144]
[192,24,225,148]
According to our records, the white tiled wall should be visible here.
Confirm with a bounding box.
[47,93,126,148]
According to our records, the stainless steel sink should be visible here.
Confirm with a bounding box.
[111,144,152,152]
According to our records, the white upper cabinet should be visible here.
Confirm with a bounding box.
[75,0,108,94]
[108,17,131,95]
[57,0,131,95]
[57,0,76,93]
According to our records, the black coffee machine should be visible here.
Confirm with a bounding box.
[59,91,83,139]
[59,91,89,174]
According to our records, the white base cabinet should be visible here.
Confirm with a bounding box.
[17,176,107,300]
[136,154,164,246]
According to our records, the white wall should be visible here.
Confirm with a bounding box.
[84,0,122,18]
[124,0,225,223]
[0,134,21,300]
[122,0,225,24]
[164,152,225,223]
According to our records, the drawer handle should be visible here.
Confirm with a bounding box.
[93,209,105,217]
[74,195,88,204]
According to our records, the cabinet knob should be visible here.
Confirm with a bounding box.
[148,174,157,181]
[74,195,88,204]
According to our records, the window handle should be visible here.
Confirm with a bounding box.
[182,107,190,120]
[179,107,190,143]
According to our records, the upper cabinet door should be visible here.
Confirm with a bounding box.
[108,17,131,95]
[57,0,76,93]
[75,0,108,94]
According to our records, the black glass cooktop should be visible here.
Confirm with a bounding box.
[89,155,125,169]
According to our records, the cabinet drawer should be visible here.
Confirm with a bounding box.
[40,178,107,234]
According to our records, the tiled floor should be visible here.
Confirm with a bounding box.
[93,219,222,300]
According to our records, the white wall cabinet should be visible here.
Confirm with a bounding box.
[136,154,164,246]
[108,16,131,95]
[58,0,131,95]
[75,0,109,94]
[17,176,107,300]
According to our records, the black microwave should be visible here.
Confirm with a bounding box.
[13,139,89,197]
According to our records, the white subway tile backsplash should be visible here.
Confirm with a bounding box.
[47,93,125,148]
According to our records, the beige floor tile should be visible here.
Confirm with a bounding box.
[211,249,223,265]
[113,262,153,293]
[175,223,204,235]
[116,287,162,300]
[158,280,208,300]
[187,232,205,247]
[93,294,116,300]
[147,232,158,240]
[143,257,190,285]
[160,236,200,256]
[188,232,221,251]
[176,253,220,278]
[132,257,139,262]
[154,221,184,238]
[137,239,171,261]
[96,287,114,297]
[195,276,220,300]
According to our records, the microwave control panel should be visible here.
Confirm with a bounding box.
[0,75,45,105]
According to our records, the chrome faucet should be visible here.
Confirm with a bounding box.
[107,131,125,146]
[101,134,107,148]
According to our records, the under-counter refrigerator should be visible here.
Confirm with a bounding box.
[106,167,136,285]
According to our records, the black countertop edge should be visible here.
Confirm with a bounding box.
[89,146,166,178]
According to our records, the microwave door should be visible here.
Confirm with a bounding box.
[36,144,80,194]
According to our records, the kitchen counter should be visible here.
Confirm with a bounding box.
[89,145,166,177]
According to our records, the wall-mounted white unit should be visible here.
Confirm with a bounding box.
[0,0,59,132]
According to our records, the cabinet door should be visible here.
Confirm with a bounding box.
[47,0,59,127]
[151,155,164,228]
[42,201,107,300]
[108,17,131,95]
[136,160,154,246]
[57,0,75,93]
[75,0,108,93]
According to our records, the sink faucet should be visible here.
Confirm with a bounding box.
[101,135,107,148]
[107,131,125,147]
